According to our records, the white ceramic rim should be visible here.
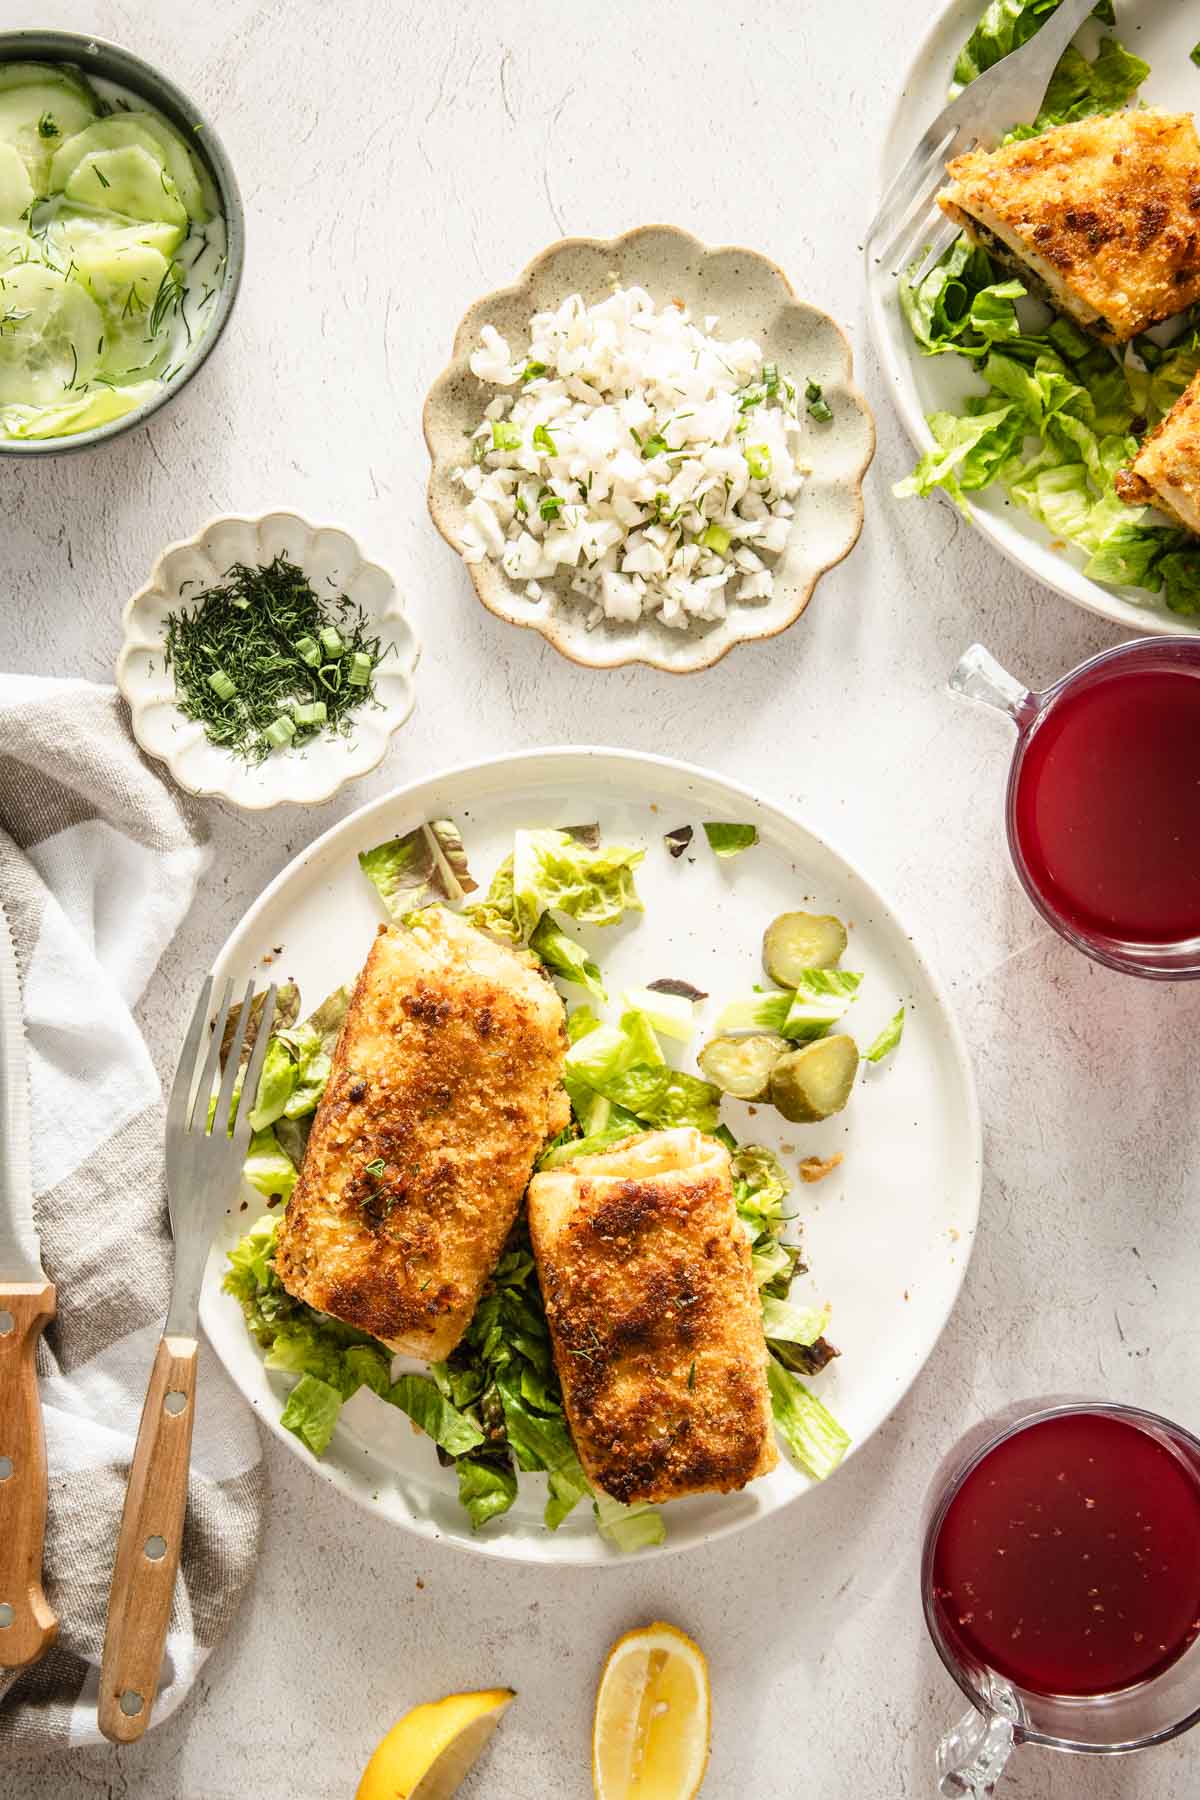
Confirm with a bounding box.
[200,745,983,1565]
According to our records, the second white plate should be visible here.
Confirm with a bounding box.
[868,0,1200,637]
[200,748,981,1564]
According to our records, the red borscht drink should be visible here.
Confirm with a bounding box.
[1013,665,1200,950]
[931,1410,1200,1698]
[952,639,1200,978]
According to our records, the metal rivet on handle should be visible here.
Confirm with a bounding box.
[144,1535,167,1561]
[164,1391,187,1416]
[0,1604,13,1628]
[0,1312,12,1337]
[119,1690,144,1717]
[0,1457,12,1481]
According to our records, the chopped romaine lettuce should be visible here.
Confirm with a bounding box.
[242,1127,298,1203]
[715,971,861,1042]
[456,1453,519,1528]
[702,822,758,858]
[511,828,644,937]
[761,1295,831,1348]
[952,0,1114,89]
[865,1006,906,1064]
[1003,36,1148,139]
[359,818,477,918]
[529,911,606,999]
[767,1355,850,1482]
[279,1373,343,1456]
[387,1374,486,1456]
[621,985,695,1042]
[593,1490,666,1551]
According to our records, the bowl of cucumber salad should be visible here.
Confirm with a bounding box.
[0,31,241,451]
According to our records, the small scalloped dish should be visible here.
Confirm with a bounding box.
[117,512,419,809]
[423,225,876,673]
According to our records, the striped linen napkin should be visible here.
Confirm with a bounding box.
[0,674,263,1749]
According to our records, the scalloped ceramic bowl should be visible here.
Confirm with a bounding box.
[117,512,419,809]
[423,225,876,673]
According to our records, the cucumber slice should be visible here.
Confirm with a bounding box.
[64,145,186,228]
[0,143,33,225]
[0,260,101,404]
[0,75,97,193]
[0,225,36,269]
[0,62,96,101]
[769,1035,860,1124]
[49,113,212,220]
[697,1033,787,1101]
[42,206,185,263]
[763,912,848,983]
[73,240,172,380]
[1,377,156,440]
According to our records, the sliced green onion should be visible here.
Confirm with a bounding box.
[533,423,558,456]
[319,626,345,658]
[293,701,328,727]
[294,634,321,666]
[746,443,772,481]
[346,651,373,687]
[521,360,547,382]
[264,715,296,748]
[805,379,833,423]
[701,523,731,555]
[1192,41,1200,66]
[207,669,236,701]
[762,361,779,395]
[515,492,528,518]
[491,420,522,451]
[641,432,669,460]
[539,491,564,521]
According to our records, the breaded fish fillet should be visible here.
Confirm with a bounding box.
[275,909,568,1360]
[938,111,1200,343]
[1116,370,1200,533]
[527,1127,777,1505]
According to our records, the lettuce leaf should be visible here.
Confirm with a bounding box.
[455,1453,519,1528]
[593,1491,666,1552]
[702,822,758,858]
[1004,36,1148,138]
[279,1374,344,1456]
[865,1007,906,1064]
[387,1374,486,1456]
[952,0,1113,88]
[242,1128,298,1203]
[359,818,477,918]
[767,1355,850,1482]
[511,828,644,937]
[529,911,605,999]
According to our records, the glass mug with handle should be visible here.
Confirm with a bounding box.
[951,636,1200,978]
[922,1399,1200,1795]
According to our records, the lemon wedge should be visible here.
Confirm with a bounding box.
[356,1689,514,1800]
[592,1622,710,1800]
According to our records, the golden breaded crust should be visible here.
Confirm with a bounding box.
[939,110,1200,342]
[275,911,568,1360]
[1115,370,1200,533]
[527,1127,777,1505]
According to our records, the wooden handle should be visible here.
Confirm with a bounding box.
[98,1335,198,1743]
[0,1280,58,1669]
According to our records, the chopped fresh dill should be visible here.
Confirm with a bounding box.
[36,112,59,139]
[163,554,391,764]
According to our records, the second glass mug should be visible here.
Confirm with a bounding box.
[950,635,1200,979]
[922,1399,1200,1795]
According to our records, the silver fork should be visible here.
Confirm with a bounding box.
[866,0,1096,284]
[98,974,275,1745]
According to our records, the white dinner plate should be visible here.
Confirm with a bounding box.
[200,748,981,1564]
[868,0,1200,636]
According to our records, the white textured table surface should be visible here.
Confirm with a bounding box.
[4,2,1200,1795]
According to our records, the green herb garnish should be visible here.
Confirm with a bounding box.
[805,380,833,423]
[163,554,389,764]
[37,112,59,139]
[532,422,558,456]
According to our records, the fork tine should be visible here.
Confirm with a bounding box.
[187,977,234,1132]
[867,124,957,247]
[910,217,964,289]
[875,134,977,266]
[211,979,256,1139]
[232,985,277,1149]
[166,974,213,1139]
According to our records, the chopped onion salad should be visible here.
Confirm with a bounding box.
[454,287,819,630]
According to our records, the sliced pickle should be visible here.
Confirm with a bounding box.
[697,1033,788,1101]
[763,910,848,983]
[769,1034,859,1123]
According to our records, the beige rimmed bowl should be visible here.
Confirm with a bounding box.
[116,512,420,810]
[423,224,876,673]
